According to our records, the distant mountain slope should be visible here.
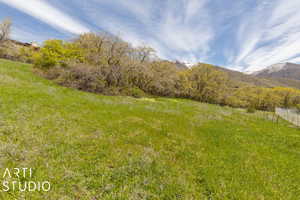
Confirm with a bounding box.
[253,63,300,80]
[174,61,189,70]
[215,65,300,89]
[215,66,285,88]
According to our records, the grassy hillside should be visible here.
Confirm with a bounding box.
[0,59,300,199]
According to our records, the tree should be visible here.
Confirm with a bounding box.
[74,33,108,65]
[148,61,180,96]
[187,64,228,103]
[272,87,300,108]
[0,18,12,45]
[134,46,155,63]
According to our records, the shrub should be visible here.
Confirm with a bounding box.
[247,106,256,113]
[19,47,35,63]
[296,104,300,113]
[0,41,23,61]
[121,87,146,98]
[55,64,107,93]
[0,48,5,58]
[103,87,121,96]
[33,40,85,69]
[30,32,300,111]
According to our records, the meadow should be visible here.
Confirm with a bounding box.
[0,59,299,199]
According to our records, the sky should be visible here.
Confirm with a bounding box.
[0,0,300,72]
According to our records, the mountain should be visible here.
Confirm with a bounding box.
[214,64,300,89]
[174,60,189,70]
[253,63,300,80]
[250,62,300,89]
[215,66,284,88]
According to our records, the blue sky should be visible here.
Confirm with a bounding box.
[0,0,300,72]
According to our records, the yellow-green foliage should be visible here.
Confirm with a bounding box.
[21,33,300,111]
[19,47,35,63]
[33,40,85,68]
[227,87,300,111]
[272,87,300,108]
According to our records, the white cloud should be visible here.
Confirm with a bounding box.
[117,0,153,24]
[6,0,299,71]
[0,0,90,34]
[232,0,300,72]
[287,56,300,63]
[150,0,213,62]
[82,0,213,63]
[183,0,207,22]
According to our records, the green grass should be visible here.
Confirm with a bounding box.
[0,59,300,199]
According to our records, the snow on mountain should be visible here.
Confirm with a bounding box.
[252,62,300,81]
[252,63,286,75]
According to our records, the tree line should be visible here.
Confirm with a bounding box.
[1,19,300,112]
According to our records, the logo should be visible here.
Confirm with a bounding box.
[1,168,51,192]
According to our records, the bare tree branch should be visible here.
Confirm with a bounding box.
[0,18,12,45]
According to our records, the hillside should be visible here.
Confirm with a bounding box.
[253,63,300,80]
[0,59,300,199]
[216,66,279,87]
[215,65,300,89]
[251,63,300,88]
[0,39,37,59]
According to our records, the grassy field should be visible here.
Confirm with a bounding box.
[0,59,299,199]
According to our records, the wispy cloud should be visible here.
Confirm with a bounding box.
[77,0,213,63]
[156,0,213,54]
[232,0,300,72]
[0,0,90,34]
[1,0,300,71]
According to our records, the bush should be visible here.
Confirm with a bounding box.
[0,41,23,61]
[47,64,107,93]
[247,106,256,113]
[30,33,300,112]
[0,48,5,57]
[296,104,300,114]
[18,47,36,63]
[121,87,146,98]
[103,87,121,96]
[33,40,85,69]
